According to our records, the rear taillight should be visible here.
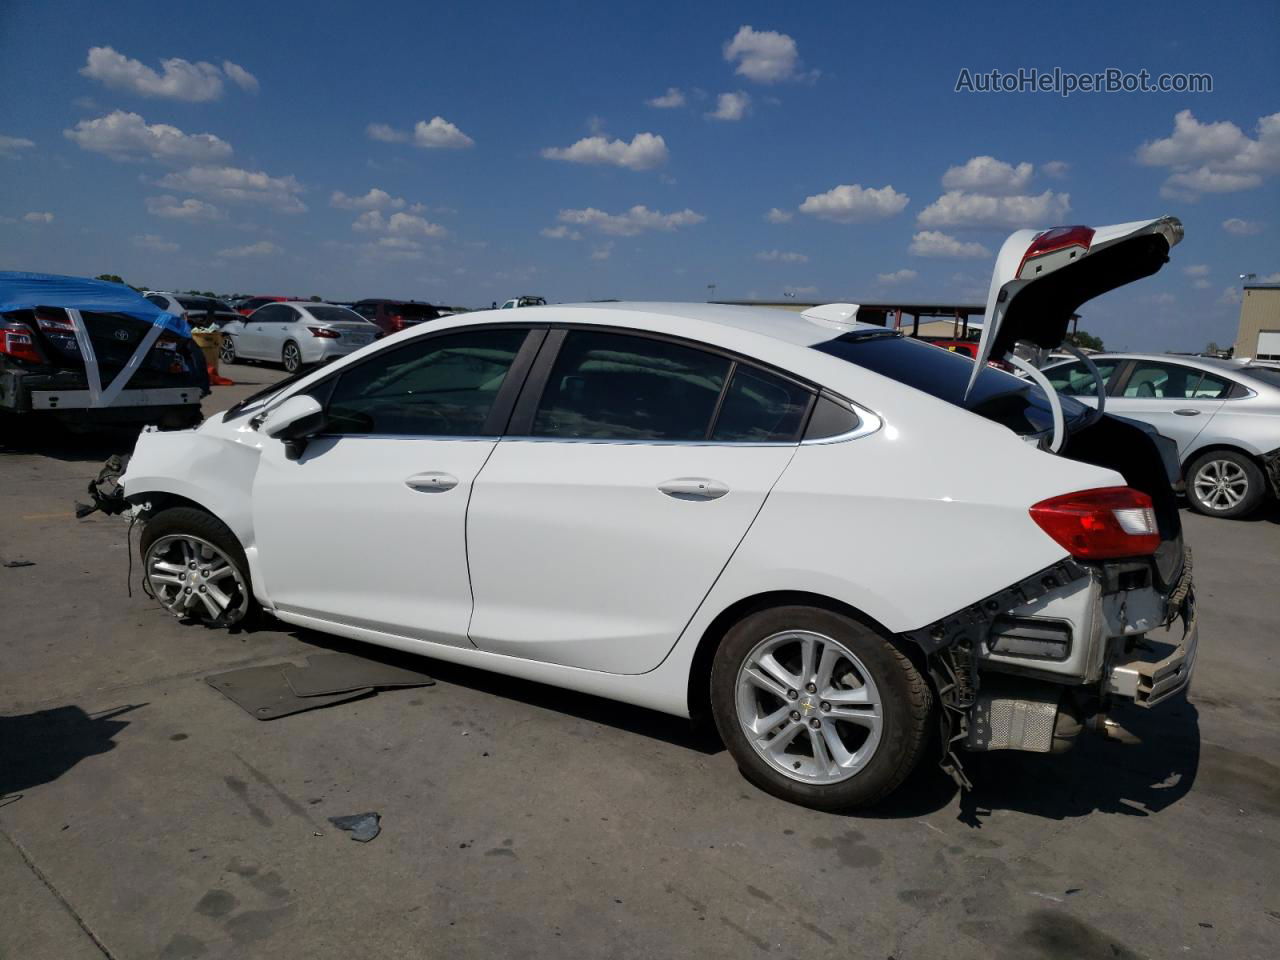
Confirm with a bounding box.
[307,326,339,339]
[1,322,45,364]
[36,312,76,335]
[1029,487,1160,560]
[1016,225,1095,278]
[388,314,405,332]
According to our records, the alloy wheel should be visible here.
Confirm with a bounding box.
[1193,459,1249,512]
[735,630,883,785]
[144,534,250,624]
[219,338,236,363]
[283,342,301,373]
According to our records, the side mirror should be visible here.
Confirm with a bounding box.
[259,395,325,459]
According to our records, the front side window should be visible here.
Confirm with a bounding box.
[325,328,528,436]
[145,294,168,308]
[1045,360,1118,397]
[532,330,730,440]
[1122,361,1229,399]
[711,366,811,442]
[252,304,288,324]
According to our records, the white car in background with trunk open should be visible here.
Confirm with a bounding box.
[116,218,1197,810]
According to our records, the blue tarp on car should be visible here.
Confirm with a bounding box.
[0,271,191,337]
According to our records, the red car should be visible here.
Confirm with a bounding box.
[351,299,445,335]
[234,295,289,317]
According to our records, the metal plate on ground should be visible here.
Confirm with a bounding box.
[205,665,373,720]
[282,653,435,698]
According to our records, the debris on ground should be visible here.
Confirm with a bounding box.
[328,812,380,842]
[2,559,36,568]
[205,654,433,720]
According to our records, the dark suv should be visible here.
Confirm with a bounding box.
[351,299,444,335]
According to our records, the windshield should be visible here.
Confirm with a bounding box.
[307,306,368,324]
[814,332,1087,437]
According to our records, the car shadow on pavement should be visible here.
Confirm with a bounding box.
[0,703,143,806]
[279,626,727,755]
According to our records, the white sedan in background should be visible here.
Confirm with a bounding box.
[120,218,1197,810]
[220,301,380,373]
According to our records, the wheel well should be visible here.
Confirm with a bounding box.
[684,590,917,723]
[129,492,243,546]
[1182,444,1263,477]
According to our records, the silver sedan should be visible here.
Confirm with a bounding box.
[220,302,380,373]
[1042,353,1280,518]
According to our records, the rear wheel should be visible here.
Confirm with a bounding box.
[710,605,932,811]
[1187,450,1265,518]
[219,336,238,364]
[140,507,256,626]
[282,341,303,373]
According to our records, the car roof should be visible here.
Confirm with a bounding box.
[531,301,888,348]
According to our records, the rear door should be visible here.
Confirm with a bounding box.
[466,327,813,674]
[1106,359,1230,456]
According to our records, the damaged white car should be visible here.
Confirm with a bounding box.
[114,217,1196,810]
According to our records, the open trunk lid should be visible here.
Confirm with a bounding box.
[967,217,1184,394]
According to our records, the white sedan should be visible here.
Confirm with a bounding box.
[220,301,379,373]
[121,218,1197,809]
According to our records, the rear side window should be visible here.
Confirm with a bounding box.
[711,366,810,442]
[325,328,528,436]
[1122,361,1230,399]
[533,330,730,440]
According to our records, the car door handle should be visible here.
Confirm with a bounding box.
[657,477,729,501]
[404,472,459,493]
[1173,408,1201,416]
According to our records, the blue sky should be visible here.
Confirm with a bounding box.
[1,0,1277,350]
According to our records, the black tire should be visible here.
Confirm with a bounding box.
[140,507,258,627]
[710,605,932,811]
[1186,449,1266,519]
[219,336,238,364]
[282,341,302,373]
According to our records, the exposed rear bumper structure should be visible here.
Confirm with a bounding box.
[1105,593,1198,707]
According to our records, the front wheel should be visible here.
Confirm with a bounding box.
[1187,450,1266,518]
[282,340,303,373]
[140,507,257,626]
[710,605,932,811]
[219,336,238,364]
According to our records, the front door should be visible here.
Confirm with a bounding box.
[467,328,813,674]
[251,325,536,643]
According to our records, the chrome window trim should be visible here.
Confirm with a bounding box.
[800,397,884,446]
[498,436,801,448]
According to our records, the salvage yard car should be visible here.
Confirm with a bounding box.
[219,301,380,373]
[118,218,1197,810]
[1042,352,1280,518]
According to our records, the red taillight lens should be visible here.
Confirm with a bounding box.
[388,315,405,332]
[1016,225,1095,278]
[1,322,45,364]
[307,326,339,339]
[35,311,76,334]
[1029,487,1160,560]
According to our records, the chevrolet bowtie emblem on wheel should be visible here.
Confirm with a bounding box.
[799,696,817,714]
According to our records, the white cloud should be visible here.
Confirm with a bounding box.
[1260,272,1280,283]
[64,111,232,164]
[590,242,614,261]
[755,249,808,263]
[1041,160,1070,179]
[707,91,751,121]
[80,46,226,102]
[876,268,918,285]
[352,210,446,238]
[369,237,426,261]
[541,225,582,240]
[799,183,909,223]
[133,233,178,253]
[414,117,474,149]
[1193,279,1211,290]
[909,230,991,258]
[941,156,1034,195]
[217,240,281,258]
[646,87,685,109]
[145,194,223,220]
[156,165,307,214]
[0,135,35,159]
[764,207,793,224]
[330,188,406,211]
[1183,264,1210,277]
[542,132,668,170]
[916,189,1070,229]
[784,285,818,297]
[366,123,407,143]
[1222,217,1265,236]
[1220,286,1242,305]
[221,61,259,94]
[1138,110,1280,198]
[557,205,706,236]
[23,211,54,224]
[723,26,806,84]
